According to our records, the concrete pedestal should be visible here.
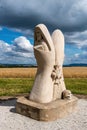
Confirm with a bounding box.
[16,96,78,121]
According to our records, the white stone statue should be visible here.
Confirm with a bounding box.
[29,24,71,103]
[52,30,66,100]
[29,24,55,103]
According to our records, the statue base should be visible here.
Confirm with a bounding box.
[16,96,78,121]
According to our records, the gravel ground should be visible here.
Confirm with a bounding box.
[0,99,87,130]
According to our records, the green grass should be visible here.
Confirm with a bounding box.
[0,78,87,96]
[65,78,87,95]
[0,78,34,96]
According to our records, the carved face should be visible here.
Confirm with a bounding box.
[35,30,42,42]
[62,90,72,100]
[34,24,54,51]
[34,29,49,51]
[33,24,55,68]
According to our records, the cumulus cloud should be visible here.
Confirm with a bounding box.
[0,36,35,64]
[13,36,33,52]
[0,0,87,48]
[65,30,87,51]
[0,0,87,64]
[0,0,87,32]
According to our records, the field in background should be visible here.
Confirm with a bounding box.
[0,78,87,96]
[0,67,87,96]
[0,78,34,96]
[0,68,36,78]
[63,67,87,78]
[0,67,87,78]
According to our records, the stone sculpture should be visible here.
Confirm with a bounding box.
[52,30,66,100]
[16,24,78,121]
[62,90,72,100]
[29,24,55,103]
[29,24,71,103]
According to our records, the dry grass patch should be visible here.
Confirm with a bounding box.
[0,68,37,78]
[0,67,87,78]
[63,67,87,78]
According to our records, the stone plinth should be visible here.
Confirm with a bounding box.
[16,96,78,121]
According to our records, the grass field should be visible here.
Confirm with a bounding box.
[65,78,87,95]
[0,78,33,96]
[0,78,87,96]
[0,67,87,96]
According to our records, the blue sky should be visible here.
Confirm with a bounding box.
[0,27,34,44]
[0,0,87,65]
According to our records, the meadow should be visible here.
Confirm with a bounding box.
[0,67,87,78]
[0,67,87,96]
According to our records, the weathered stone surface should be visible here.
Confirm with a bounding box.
[29,24,55,103]
[16,96,78,121]
[16,24,78,121]
[29,24,70,103]
[52,30,66,100]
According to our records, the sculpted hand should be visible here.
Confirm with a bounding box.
[29,24,55,103]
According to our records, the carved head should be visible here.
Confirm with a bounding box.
[34,24,55,51]
[35,29,42,42]
[62,90,72,100]
[33,24,55,67]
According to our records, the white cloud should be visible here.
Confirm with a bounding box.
[0,0,87,32]
[0,40,11,52]
[0,36,35,64]
[68,51,87,64]
[65,30,87,50]
[74,53,80,58]
[13,36,33,52]
[11,28,33,36]
[0,0,87,65]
